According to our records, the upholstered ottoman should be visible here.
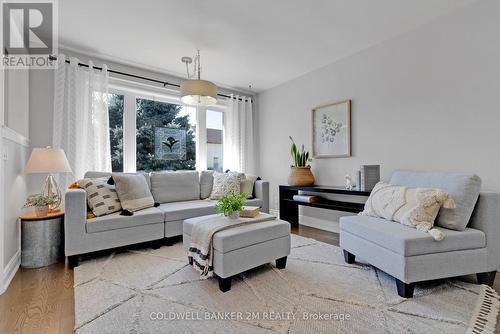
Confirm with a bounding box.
[183,214,291,292]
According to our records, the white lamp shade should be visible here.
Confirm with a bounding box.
[25,147,72,174]
[180,79,218,106]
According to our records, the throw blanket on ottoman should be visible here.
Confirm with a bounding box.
[359,182,456,241]
[188,213,276,279]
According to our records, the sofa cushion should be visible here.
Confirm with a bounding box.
[183,214,290,253]
[158,200,217,222]
[390,171,481,231]
[86,207,164,233]
[200,171,214,199]
[244,198,263,208]
[158,198,264,222]
[85,171,151,189]
[151,171,200,203]
[340,215,485,257]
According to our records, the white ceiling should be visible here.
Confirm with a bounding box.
[58,0,477,93]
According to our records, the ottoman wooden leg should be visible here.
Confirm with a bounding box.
[276,256,287,269]
[343,250,356,264]
[395,279,415,298]
[477,271,496,286]
[218,276,232,292]
[68,255,79,269]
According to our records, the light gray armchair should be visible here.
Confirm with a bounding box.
[340,171,499,298]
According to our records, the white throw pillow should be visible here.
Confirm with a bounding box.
[210,172,242,199]
[359,182,456,241]
[77,178,122,217]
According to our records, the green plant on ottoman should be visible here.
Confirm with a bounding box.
[215,192,248,219]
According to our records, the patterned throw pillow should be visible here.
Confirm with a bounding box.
[77,178,122,217]
[359,182,456,241]
[209,172,242,199]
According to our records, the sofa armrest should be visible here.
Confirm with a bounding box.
[254,180,269,213]
[468,192,500,271]
[64,189,87,256]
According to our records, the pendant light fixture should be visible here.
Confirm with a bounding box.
[180,50,217,106]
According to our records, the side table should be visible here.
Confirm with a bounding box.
[19,210,64,268]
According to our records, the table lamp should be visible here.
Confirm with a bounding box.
[24,147,72,211]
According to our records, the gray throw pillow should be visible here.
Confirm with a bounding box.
[200,170,214,199]
[390,171,481,231]
[112,173,155,212]
[77,178,122,217]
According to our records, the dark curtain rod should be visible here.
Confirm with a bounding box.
[48,56,251,102]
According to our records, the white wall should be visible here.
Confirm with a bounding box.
[4,69,30,137]
[256,0,500,230]
[0,68,30,294]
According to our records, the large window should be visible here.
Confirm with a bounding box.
[107,93,124,172]
[206,110,223,172]
[136,98,196,171]
[106,83,220,173]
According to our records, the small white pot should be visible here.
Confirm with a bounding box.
[35,205,49,217]
[228,211,240,219]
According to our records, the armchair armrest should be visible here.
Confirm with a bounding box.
[254,180,269,213]
[468,192,500,271]
[64,189,87,256]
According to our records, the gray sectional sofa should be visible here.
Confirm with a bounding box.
[64,171,269,267]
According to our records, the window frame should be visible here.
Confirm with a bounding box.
[108,77,226,173]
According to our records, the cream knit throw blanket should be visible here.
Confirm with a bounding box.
[360,182,456,241]
[188,213,276,279]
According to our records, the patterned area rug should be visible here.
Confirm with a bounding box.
[74,235,499,333]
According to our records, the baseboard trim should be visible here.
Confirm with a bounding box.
[270,209,339,233]
[300,215,339,233]
[1,250,20,294]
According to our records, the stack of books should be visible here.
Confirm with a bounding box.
[240,206,261,218]
[292,195,319,203]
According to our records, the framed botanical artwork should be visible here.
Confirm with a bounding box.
[312,99,351,158]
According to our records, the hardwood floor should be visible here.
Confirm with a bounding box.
[0,226,498,333]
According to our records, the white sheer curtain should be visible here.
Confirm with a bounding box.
[223,95,255,174]
[52,55,111,187]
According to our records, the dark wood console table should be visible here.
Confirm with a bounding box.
[279,185,371,227]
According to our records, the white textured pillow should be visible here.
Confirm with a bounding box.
[360,182,456,241]
[77,178,122,217]
[240,174,258,198]
[210,172,242,199]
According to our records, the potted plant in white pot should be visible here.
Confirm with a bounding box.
[215,192,248,219]
[24,194,57,217]
[288,136,315,186]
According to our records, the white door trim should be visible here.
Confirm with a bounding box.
[0,64,5,292]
